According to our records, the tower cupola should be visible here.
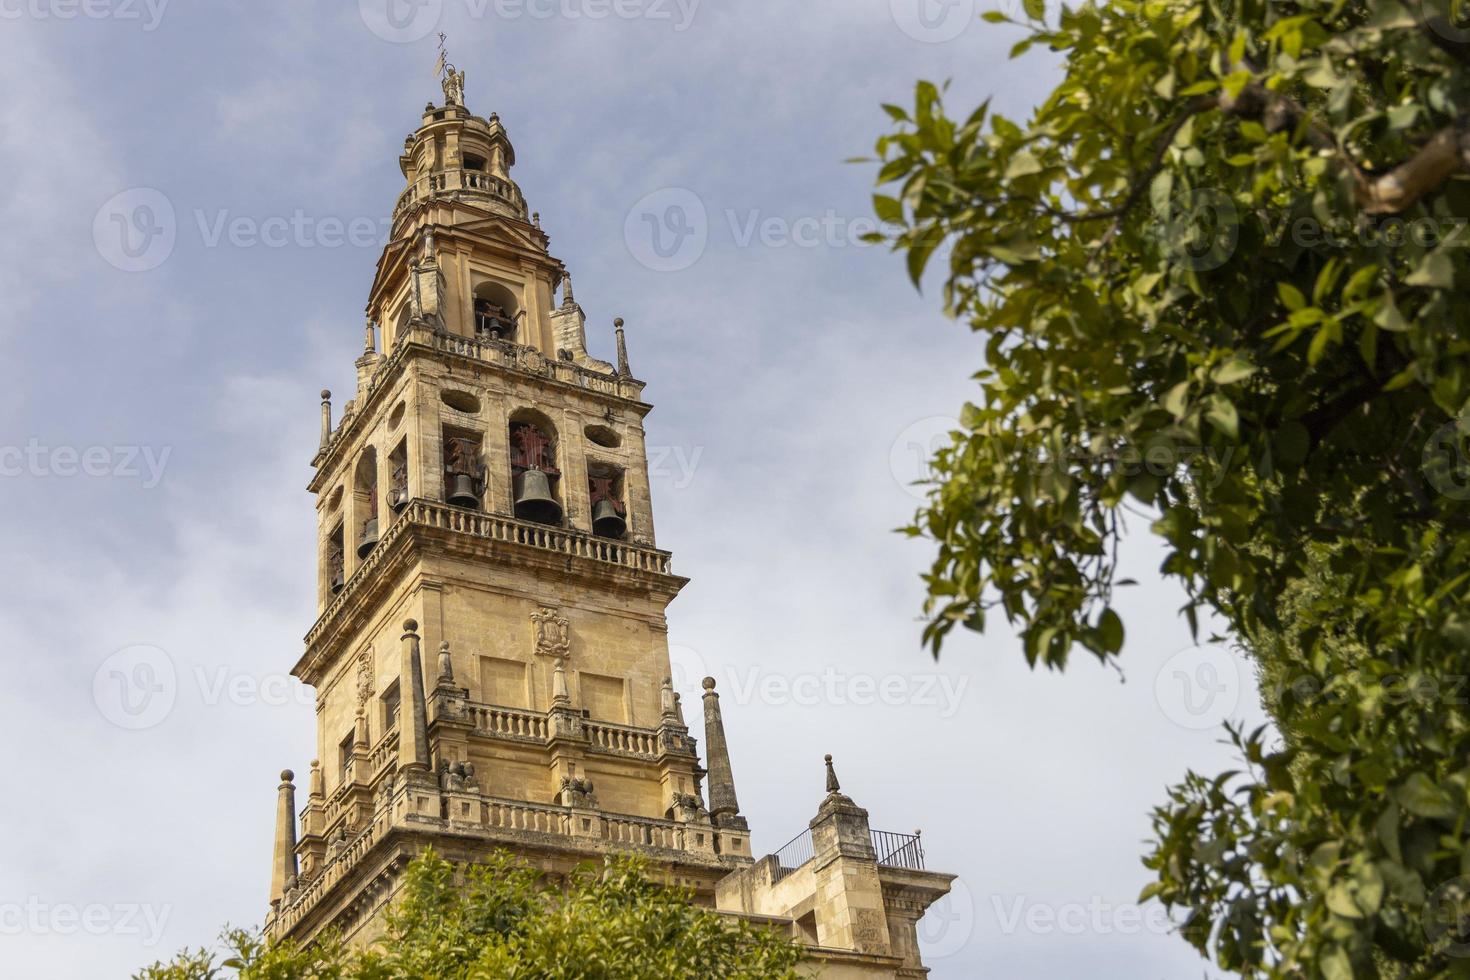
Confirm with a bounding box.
[392,69,527,232]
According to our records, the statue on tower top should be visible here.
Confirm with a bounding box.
[437,33,465,107]
[442,65,465,107]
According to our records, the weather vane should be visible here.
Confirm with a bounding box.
[435,33,465,107]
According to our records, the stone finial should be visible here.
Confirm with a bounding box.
[701,677,744,828]
[561,272,575,307]
[533,211,541,229]
[364,319,377,355]
[614,318,630,378]
[673,692,687,726]
[308,759,323,800]
[319,390,332,449]
[398,621,431,773]
[270,770,299,905]
[660,677,678,722]
[353,709,369,750]
[825,754,841,795]
[436,641,454,685]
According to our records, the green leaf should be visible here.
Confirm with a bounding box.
[1004,150,1043,180]
[1278,282,1307,311]
[1396,773,1457,820]
[873,195,904,224]
[1098,608,1124,653]
[1205,394,1239,439]
[1211,357,1256,385]
[1405,250,1454,289]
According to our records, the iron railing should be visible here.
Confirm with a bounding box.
[771,828,814,882]
[871,829,925,871]
[769,827,926,880]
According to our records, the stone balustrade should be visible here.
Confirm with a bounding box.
[584,719,660,758]
[429,330,642,400]
[304,499,674,651]
[466,702,548,741]
[392,167,526,220]
[272,786,728,937]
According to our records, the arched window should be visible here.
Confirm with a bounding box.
[587,465,627,539]
[355,449,379,559]
[472,280,520,342]
[509,411,562,525]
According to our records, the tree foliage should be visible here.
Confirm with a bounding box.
[135,850,801,980]
[873,0,1470,975]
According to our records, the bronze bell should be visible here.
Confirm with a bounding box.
[592,498,626,539]
[447,473,479,509]
[514,469,562,525]
[388,488,410,514]
[357,518,379,559]
[330,569,345,595]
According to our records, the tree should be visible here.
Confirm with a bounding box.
[871,0,1470,975]
[135,850,801,980]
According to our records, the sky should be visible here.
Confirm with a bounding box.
[0,1,1266,976]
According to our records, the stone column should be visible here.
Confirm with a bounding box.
[701,677,745,828]
[270,770,299,906]
[398,620,432,774]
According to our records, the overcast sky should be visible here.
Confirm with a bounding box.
[0,2,1264,976]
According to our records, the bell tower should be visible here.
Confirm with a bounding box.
[269,69,753,945]
[265,68,956,977]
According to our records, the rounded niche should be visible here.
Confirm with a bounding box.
[441,389,482,415]
[387,399,407,431]
[584,424,621,449]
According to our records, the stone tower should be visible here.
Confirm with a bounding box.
[265,73,955,977]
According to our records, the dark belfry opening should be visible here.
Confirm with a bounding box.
[388,440,409,514]
[510,418,562,525]
[355,450,380,559]
[473,281,519,341]
[327,523,345,596]
[588,466,627,539]
[441,431,482,511]
[443,430,484,510]
[463,153,486,172]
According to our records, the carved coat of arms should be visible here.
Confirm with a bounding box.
[531,606,571,659]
